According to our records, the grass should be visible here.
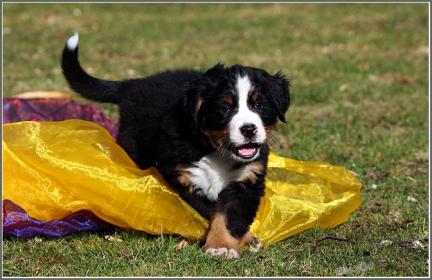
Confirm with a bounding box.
[2,3,429,277]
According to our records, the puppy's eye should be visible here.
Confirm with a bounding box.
[221,104,231,113]
[253,102,263,111]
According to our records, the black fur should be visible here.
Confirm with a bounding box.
[217,145,269,238]
[61,36,290,244]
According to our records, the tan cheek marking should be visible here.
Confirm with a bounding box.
[251,91,261,102]
[203,129,229,148]
[265,125,274,132]
[204,213,239,250]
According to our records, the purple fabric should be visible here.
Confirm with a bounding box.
[3,200,112,239]
[3,97,118,239]
[2,98,118,138]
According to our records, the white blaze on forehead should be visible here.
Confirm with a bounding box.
[229,75,266,154]
[236,75,252,101]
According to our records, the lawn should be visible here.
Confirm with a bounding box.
[2,3,429,277]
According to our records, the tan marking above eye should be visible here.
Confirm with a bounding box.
[250,91,261,102]
[224,95,234,105]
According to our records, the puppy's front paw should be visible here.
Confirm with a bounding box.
[240,231,262,252]
[248,237,262,252]
[205,247,240,259]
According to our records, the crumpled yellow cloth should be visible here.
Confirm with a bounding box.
[3,120,362,245]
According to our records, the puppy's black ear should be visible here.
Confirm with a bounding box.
[203,63,225,80]
[183,63,224,129]
[183,79,205,130]
[266,71,291,123]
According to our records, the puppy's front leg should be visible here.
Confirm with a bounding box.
[204,182,265,258]
[203,212,241,259]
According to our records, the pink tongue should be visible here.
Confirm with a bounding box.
[238,147,256,157]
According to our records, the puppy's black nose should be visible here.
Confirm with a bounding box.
[240,124,257,138]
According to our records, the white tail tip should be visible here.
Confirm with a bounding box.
[66,32,79,50]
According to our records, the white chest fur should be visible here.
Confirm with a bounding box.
[186,153,255,201]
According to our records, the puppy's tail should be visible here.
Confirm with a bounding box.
[61,32,121,104]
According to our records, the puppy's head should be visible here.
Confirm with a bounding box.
[184,63,290,162]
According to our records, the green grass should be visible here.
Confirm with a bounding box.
[2,3,429,277]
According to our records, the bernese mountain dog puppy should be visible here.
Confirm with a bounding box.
[61,33,291,258]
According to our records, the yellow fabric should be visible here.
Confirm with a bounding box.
[2,120,362,245]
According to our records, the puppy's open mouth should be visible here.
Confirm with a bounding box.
[234,143,260,159]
